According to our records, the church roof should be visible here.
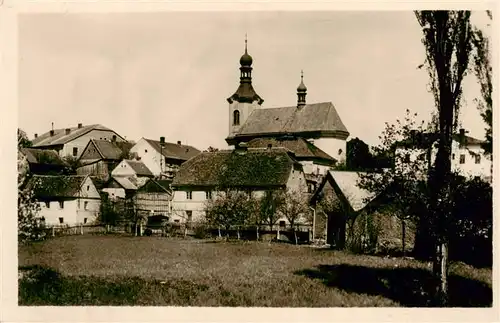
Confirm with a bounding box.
[246,137,336,164]
[228,102,349,142]
[227,83,264,104]
[171,148,300,189]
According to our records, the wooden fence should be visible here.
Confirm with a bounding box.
[41,222,312,244]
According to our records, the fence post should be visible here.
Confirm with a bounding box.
[237,226,240,240]
[218,227,221,239]
[52,226,55,237]
[80,224,83,235]
[184,225,187,238]
[277,227,280,240]
[256,226,259,241]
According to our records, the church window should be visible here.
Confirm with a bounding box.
[233,110,240,126]
[338,149,343,155]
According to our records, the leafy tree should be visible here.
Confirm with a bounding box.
[62,155,81,174]
[18,151,44,243]
[204,190,256,234]
[18,128,32,149]
[358,109,432,257]
[278,189,309,229]
[205,146,219,152]
[259,190,284,231]
[415,10,475,305]
[346,138,375,171]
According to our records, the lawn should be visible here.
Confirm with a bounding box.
[18,235,492,307]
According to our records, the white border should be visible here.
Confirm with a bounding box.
[1,1,499,322]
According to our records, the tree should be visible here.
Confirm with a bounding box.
[278,190,309,229]
[18,128,32,149]
[204,190,256,238]
[62,155,81,174]
[358,109,433,257]
[205,146,219,153]
[415,10,475,305]
[471,12,492,156]
[18,151,44,243]
[259,190,284,231]
[346,138,375,171]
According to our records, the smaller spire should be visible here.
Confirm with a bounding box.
[245,33,248,53]
[240,34,253,67]
[297,70,307,108]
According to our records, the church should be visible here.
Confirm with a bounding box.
[224,39,350,176]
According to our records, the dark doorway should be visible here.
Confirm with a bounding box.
[327,212,346,249]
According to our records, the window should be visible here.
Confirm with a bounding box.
[206,191,212,199]
[452,153,455,160]
[174,219,180,223]
[87,185,90,191]
[77,200,80,208]
[338,149,343,155]
[73,147,78,157]
[112,135,117,141]
[308,184,315,193]
[59,201,64,209]
[45,201,50,208]
[233,110,240,126]
[59,217,64,224]
[145,149,148,153]
[84,218,88,224]
[475,154,481,164]
[186,211,193,222]
[84,201,88,210]
[279,221,286,227]
[459,154,466,164]
[186,191,192,200]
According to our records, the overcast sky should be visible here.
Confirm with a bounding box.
[18,11,491,150]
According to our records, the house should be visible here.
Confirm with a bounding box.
[134,179,172,228]
[310,170,412,252]
[170,146,308,224]
[31,123,126,159]
[77,139,134,181]
[19,147,70,175]
[224,42,350,163]
[111,159,154,179]
[394,129,492,182]
[129,137,201,178]
[25,175,101,226]
[246,137,337,176]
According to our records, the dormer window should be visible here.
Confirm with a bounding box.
[475,155,481,164]
[233,110,240,126]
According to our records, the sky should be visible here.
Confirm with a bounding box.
[18,11,491,150]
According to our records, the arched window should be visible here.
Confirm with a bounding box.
[233,110,240,126]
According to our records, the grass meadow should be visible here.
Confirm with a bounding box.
[18,235,492,307]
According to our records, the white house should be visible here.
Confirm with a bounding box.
[395,129,492,182]
[31,123,126,159]
[25,175,101,226]
[224,43,350,163]
[129,137,201,178]
[102,160,154,199]
[170,147,308,225]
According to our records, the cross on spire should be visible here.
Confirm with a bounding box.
[245,33,248,53]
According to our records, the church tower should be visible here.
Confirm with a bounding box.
[227,36,264,138]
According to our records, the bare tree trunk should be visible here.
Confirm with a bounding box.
[294,228,298,245]
[218,227,221,238]
[256,226,259,241]
[237,226,240,240]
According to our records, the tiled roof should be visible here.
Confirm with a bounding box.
[247,137,336,164]
[91,139,127,160]
[232,102,349,139]
[25,175,87,198]
[172,148,299,189]
[125,160,154,177]
[144,138,201,161]
[32,124,123,147]
[20,148,67,166]
[137,178,172,194]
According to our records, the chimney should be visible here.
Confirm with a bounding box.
[160,136,165,145]
[459,128,466,146]
[78,123,83,129]
[65,128,71,135]
[50,130,55,137]
[177,140,181,145]
[34,133,38,139]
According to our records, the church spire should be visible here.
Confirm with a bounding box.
[227,35,264,105]
[297,70,307,108]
